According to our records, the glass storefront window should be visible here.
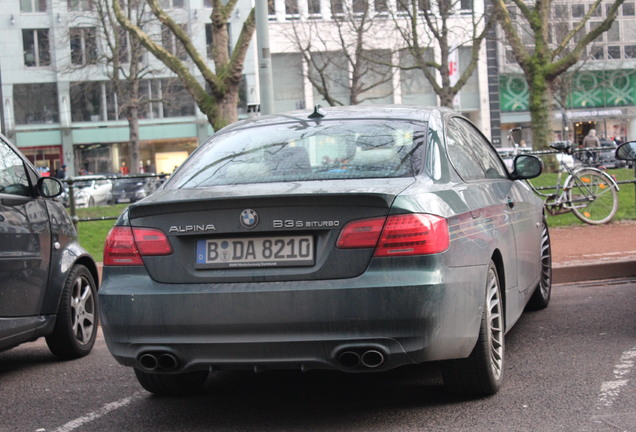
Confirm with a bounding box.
[14,83,59,125]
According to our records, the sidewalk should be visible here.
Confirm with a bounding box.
[551,220,636,284]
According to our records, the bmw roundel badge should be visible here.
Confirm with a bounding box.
[240,209,259,229]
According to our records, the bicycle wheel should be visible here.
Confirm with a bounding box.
[565,169,618,225]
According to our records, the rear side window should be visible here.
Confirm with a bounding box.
[446,119,485,181]
[446,118,507,181]
[168,119,427,188]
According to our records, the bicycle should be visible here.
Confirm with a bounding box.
[526,141,619,225]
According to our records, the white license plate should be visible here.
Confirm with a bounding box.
[195,236,314,268]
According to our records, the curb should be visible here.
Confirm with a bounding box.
[553,259,636,284]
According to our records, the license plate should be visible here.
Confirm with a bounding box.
[195,236,314,269]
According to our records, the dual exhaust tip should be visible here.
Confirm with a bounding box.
[137,351,180,372]
[337,349,386,369]
[138,348,387,372]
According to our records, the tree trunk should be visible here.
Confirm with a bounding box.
[218,89,239,126]
[528,73,558,171]
[127,104,141,175]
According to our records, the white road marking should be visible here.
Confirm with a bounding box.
[597,347,636,408]
[48,393,144,432]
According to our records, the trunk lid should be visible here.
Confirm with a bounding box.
[127,178,415,283]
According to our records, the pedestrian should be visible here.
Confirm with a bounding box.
[582,129,600,164]
[55,164,67,179]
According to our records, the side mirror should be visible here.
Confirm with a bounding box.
[615,141,636,161]
[511,154,542,180]
[37,177,63,198]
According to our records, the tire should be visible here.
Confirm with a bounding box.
[45,264,98,359]
[526,221,552,311]
[566,169,618,225]
[134,369,209,396]
[441,262,504,397]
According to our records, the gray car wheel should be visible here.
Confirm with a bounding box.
[134,369,210,396]
[441,261,504,397]
[45,264,98,359]
[526,221,552,310]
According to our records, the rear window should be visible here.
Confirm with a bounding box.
[167,119,427,188]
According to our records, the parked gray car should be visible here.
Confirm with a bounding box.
[0,134,99,359]
[99,105,551,397]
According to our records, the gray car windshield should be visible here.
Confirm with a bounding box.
[168,119,426,188]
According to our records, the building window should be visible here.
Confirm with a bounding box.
[554,22,569,45]
[572,4,585,17]
[22,29,50,67]
[607,21,620,42]
[623,2,635,15]
[13,83,58,124]
[352,0,368,14]
[70,82,103,122]
[607,46,621,59]
[159,0,185,8]
[205,24,213,59]
[625,45,636,58]
[460,0,473,12]
[20,0,47,12]
[68,0,93,11]
[591,3,602,16]
[285,0,299,17]
[204,0,212,7]
[116,28,132,64]
[590,46,604,60]
[70,27,98,65]
[505,49,516,64]
[375,0,388,13]
[162,25,188,61]
[331,0,344,15]
[161,80,195,117]
[554,4,567,18]
[308,0,321,15]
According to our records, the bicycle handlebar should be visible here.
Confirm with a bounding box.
[549,141,573,154]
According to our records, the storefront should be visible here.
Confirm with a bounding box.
[21,145,63,176]
[74,138,199,176]
[499,70,636,148]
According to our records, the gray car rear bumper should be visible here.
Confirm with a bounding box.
[98,260,486,373]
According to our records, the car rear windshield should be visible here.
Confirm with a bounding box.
[167,119,427,188]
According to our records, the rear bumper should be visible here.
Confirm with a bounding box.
[98,259,486,374]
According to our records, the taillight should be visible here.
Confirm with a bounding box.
[336,217,386,248]
[336,214,449,256]
[375,214,449,256]
[103,226,172,266]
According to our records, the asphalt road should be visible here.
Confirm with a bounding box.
[1,279,635,432]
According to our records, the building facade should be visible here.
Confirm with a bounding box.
[1,0,634,178]
[0,0,257,177]
[496,0,636,147]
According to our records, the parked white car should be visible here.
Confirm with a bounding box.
[71,175,113,207]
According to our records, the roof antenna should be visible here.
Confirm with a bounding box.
[308,105,326,119]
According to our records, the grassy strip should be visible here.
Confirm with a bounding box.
[73,204,128,261]
[71,169,636,260]
[528,168,636,227]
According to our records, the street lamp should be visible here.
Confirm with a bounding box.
[254,0,274,115]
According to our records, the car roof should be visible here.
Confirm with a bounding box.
[219,105,452,135]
